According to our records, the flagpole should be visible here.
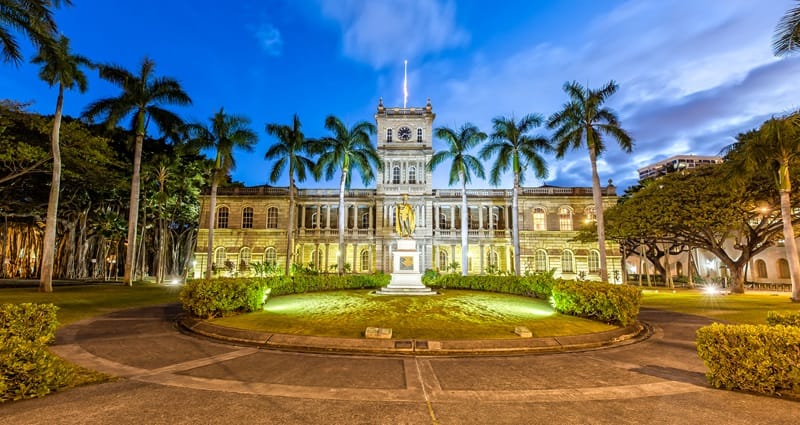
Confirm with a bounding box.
[403,60,408,108]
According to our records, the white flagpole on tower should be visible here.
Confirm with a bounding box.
[403,60,408,108]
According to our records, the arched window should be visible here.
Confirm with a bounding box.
[676,261,684,277]
[239,247,251,271]
[585,206,596,223]
[561,250,575,274]
[487,250,499,269]
[408,166,417,184]
[386,128,393,143]
[267,207,278,229]
[533,208,546,231]
[311,213,319,228]
[242,207,254,229]
[361,212,370,229]
[310,250,321,271]
[588,250,600,273]
[265,247,276,266]
[756,259,768,278]
[778,259,790,279]
[360,249,370,272]
[216,206,229,229]
[439,250,448,270]
[535,249,548,272]
[392,166,401,184]
[559,207,573,231]
[214,247,226,267]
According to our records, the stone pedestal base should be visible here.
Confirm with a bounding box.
[375,239,436,296]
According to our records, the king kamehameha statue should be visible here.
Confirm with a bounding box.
[376,194,435,295]
[396,194,415,238]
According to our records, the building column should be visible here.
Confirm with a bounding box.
[300,204,306,229]
[479,205,484,230]
[450,205,456,230]
[369,205,374,229]
[480,242,485,274]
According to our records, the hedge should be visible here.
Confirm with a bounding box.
[696,323,800,396]
[424,272,555,299]
[1,303,74,402]
[180,274,390,318]
[767,311,800,327]
[550,281,642,326]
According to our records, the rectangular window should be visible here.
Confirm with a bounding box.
[387,128,392,143]
[417,128,423,143]
[533,209,546,231]
[216,207,229,229]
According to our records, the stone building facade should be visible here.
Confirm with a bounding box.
[194,100,621,280]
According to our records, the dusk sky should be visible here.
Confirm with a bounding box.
[2,0,800,192]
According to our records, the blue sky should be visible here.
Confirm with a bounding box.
[2,0,800,192]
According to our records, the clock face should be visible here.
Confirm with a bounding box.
[398,126,412,141]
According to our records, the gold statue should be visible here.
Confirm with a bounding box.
[396,194,415,237]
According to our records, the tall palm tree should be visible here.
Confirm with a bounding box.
[314,115,380,275]
[724,117,800,301]
[547,80,633,282]
[265,114,317,276]
[186,108,258,280]
[32,35,89,293]
[774,1,800,55]
[0,0,69,64]
[83,57,191,285]
[428,124,487,276]
[480,114,551,276]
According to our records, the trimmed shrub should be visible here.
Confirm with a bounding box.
[550,281,642,326]
[180,278,269,319]
[767,311,800,327]
[180,274,391,318]
[1,303,74,402]
[696,323,800,396]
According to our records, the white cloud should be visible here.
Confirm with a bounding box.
[254,23,283,56]
[318,0,468,68]
[418,0,800,191]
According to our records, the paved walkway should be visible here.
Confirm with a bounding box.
[1,305,798,424]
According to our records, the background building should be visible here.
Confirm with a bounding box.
[637,154,723,180]
[194,100,620,280]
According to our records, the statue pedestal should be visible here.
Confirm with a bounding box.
[376,239,436,296]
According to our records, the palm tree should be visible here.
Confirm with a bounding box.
[83,57,191,285]
[547,80,633,282]
[428,124,487,276]
[724,117,800,301]
[314,115,380,274]
[480,114,551,276]
[32,35,89,293]
[774,1,800,55]
[0,0,69,64]
[186,108,258,280]
[265,114,317,276]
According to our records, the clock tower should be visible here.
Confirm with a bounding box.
[374,97,435,196]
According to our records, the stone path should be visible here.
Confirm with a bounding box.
[1,305,798,424]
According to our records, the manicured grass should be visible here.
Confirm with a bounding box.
[212,289,618,339]
[640,288,800,324]
[0,282,181,326]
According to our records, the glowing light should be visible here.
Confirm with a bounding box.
[704,285,719,295]
[170,278,182,285]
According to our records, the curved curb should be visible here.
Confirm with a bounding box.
[178,315,652,356]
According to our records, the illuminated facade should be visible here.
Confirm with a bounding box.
[194,100,620,279]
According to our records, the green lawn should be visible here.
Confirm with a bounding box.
[212,289,618,340]
[0,282,181,326]
[641,288,800,324]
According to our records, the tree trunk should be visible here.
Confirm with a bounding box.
[461,178,468,276]
[205,171,218,280]
[124,111,146,286]
[39,83,64,293]
[285,167,295,276]
[687,246,695,289]
[337,169,347,275]
[588,147,608,281]
[512,177,521,276]
[778,161,800,301]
